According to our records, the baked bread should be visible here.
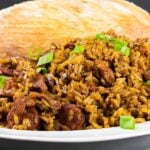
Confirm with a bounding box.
[0,0,149,56]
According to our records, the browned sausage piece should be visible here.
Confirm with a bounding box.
[30,92,61,111]
[59,104,85,130]
[0,77,18,97]
[32,75,48,92]
[143,70,150,81]
[23,107,40,130]
[95,60,115,86]
[7,97,40,130]
[7,98,26,127]
[0,65,13,76]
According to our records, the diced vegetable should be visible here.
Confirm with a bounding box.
[37,52,54,67]
[96,33,130,56]
[145,80,150,86]
[95,34,112,41]
[112,38,128,46]
[120,46,130,56]
[120,116,135,130]
[36,67,47,74]
[0,75,7,89]
[28,47,42,60]
[115,44,130,56]
[70,45,85,55]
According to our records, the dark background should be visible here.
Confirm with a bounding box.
[0,0,149,150]
[0,0,150,12]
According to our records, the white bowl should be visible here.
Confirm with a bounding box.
[0,122,150,143]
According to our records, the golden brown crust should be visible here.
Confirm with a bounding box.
[0,0,149,56]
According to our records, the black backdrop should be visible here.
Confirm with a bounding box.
[0,0,150,11]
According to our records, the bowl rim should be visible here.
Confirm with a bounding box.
[0,121,150,143]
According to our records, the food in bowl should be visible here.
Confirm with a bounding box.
[0,31,149,130]
[0,0,149,131]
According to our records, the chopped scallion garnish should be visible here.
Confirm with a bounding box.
[70,45,85,55]
[112,38,128,46]
[95,34,112,41]
[96,33,130,56]
[37,52,54,67]
[36,67,47,74]
[120,116,135,130]
[145,80,150,86]
[115,44,130,56]
[0,76,7,89]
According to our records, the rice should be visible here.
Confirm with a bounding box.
[0,31,149,130]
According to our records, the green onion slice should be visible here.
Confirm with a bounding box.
[111,38,128,46]
[145,80,150,86]
[0,76,7,89]
[120,116,135,130]
[96,33,130,56]
[70,45,85,55]
[115,44,130,56]
[28,46,42,60]
[36,67,47,74]
[95,33,112,41]
[37,52,54,67]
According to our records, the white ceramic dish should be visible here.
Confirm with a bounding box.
[0,0,149,146]
[0,122,150,143]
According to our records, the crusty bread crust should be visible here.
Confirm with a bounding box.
[0,0,149,56]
